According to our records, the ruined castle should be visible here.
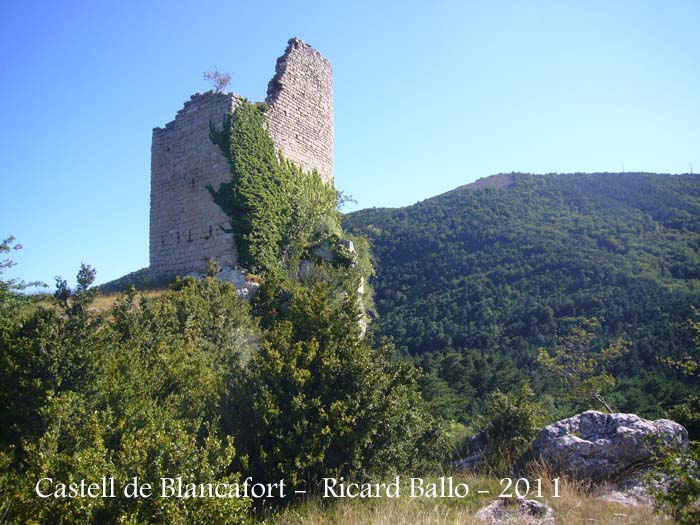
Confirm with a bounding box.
[149,38,333,278]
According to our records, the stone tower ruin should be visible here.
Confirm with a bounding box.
[149,38,333,279]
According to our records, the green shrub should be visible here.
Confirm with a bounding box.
[537,321,629,413]
[669,396,700,441]
[650,442,700,524]
[231,275,444,489]
[0,273,254,524]
[476,386,546,475]
[282,155,340,261]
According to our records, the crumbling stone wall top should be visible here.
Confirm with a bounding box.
[265,37,334,184]
[149,38,334,279]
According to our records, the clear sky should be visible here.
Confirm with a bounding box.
[1,0,698,288]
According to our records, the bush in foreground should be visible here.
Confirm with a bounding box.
[1,271,253,524]
[231,273,446,490]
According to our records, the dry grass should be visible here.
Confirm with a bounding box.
[17,289,168,326]
[89,289,166,312]
[26,289,167,314]
[546,474,668,525]
[261,472,671,524]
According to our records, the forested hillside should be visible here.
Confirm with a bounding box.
[344,173,700,420]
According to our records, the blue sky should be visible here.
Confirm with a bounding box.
[1,0,698,288]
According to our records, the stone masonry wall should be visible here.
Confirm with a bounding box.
[149,92,241,277]
[149,38,333,278]
[265,38,334,184]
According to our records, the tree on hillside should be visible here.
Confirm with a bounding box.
[651,308,700,524]
[537,320,629,413]
[660,306,700,377]
[1,264,254,523]
[0,236,45,307]
[665,308,700,440]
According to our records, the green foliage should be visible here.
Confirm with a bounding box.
[346,235,376,316]
[54,262,97,317]
[416,349,525,423]
[475,386,546,475]
[344,172,700,418]
[207,97,375,327]
[660,306,700,377]
[1,237,432,520]
[0,236,45,322]
[1,265,102,448]
[537,320,629,413]
[665,311,700,439]
[669,395,700,441]
[209,100,341,276]
[650,442,700,524]
[1,236,23,301]
[0,272,254,524]
[283,154,341,255]
[230,274,445,490]
[209,100,291,274]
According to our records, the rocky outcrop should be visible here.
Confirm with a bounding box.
[475,498,555,524]
[595,472,659,508]
[218,267,259,300]
[303,238,367,336]
[181,264,259,300]
[454,431,488,472]
[310,238,357,267]
[532,410,688,482]
[311,240,334,262]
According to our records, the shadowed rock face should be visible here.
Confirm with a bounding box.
[532,410,688,482]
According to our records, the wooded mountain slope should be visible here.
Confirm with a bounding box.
[344,172,700,419]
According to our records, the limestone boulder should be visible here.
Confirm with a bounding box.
[531,410,688,482]
[201,266,259,300]
[337,238,355,253]
[311,240,333,262]
[475,498,555,524]
[454,431,488,472]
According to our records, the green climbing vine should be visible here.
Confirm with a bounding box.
[209,99,341,275]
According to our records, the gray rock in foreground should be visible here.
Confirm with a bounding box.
[532,410,688,482]
[475,498,555,524]
[454,431,487,472]
[596,474,655,508]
